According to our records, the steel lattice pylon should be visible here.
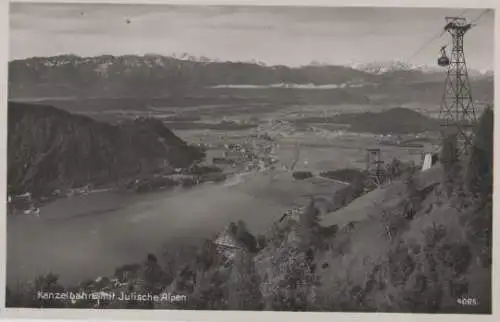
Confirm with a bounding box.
[366,148,385,186]
[438,17,477,152]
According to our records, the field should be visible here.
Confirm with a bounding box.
[15,95,442,176]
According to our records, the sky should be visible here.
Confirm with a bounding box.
[9,3,495,70]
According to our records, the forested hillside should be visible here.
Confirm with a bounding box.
[7,101,204,197]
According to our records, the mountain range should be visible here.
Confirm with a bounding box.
[8,55,493,100]
[352,61,491,77]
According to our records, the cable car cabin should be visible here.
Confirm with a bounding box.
[438,56,450,67]
[438,46,450,67]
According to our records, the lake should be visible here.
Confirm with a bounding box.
[7,171,344,286]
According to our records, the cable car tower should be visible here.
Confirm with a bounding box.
[437,16,477,153]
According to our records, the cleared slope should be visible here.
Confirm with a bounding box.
[313,163,490,313]
[321,164,442,228]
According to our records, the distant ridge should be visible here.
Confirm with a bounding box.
[293,107,439,135]
[8,55,374,99]
[8,55,493,104]
[332,107,439,134]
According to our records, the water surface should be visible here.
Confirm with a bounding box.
[7,173,342,286]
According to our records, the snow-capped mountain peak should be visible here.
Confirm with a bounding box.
[352,61,444,74]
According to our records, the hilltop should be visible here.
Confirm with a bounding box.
[333,107,439,134]
[7,101,205,197]
[293,107,439,135]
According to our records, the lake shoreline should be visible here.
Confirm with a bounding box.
[6,169,346,287]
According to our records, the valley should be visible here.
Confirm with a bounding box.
[5,53,493,313]
[7,95,443,286]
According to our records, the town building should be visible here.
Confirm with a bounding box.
[213,229,248,260]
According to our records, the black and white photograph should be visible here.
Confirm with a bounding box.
[3,0,495,316]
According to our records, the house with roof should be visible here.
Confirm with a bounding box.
[278,207,303,224]
[213,228,249,260]
[8,192,36,215]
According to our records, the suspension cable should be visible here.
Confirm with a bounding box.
[405,29,446,64]
[470,8,493,25]
[457,8,471,17]
[404,8,491,65]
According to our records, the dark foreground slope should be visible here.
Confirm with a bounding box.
[7,102,204,197]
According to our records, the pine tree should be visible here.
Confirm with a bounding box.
[34,273,66,308]
[440,131,461,197]
[191,270,227,310]
[196,239,218,271]
[403,171,422,218]
[128,253,168,309]
[386,157,403,181]
[271,245,315,311]
[227,251,263,310]
[466,106,493,202]
[235,220,257,252]
[141,253,167,293]
[351,174,366,198]
[297,199,321,249]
